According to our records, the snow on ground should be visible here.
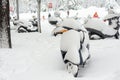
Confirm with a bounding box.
[1,7,120,80]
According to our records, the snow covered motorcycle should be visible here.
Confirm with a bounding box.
[49,18,91,77]
[13,18,38,33]
[83,14,120,39]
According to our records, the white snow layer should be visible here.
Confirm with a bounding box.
[57,18,87,32]
[84,18,117,35]
[1,29,120,80]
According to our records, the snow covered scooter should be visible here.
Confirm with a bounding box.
[13,19,38,33]
[83,14,120,39]
[49,16,91,77]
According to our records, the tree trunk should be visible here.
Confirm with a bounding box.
[16,0,19,20]
[37,0,41,33]
[0,0,12,48]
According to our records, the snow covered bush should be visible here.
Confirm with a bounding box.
[105,0,120,14]
[52,18,90,77]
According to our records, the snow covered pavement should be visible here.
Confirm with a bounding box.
[2,6,120,79]
[0,30,120,80]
